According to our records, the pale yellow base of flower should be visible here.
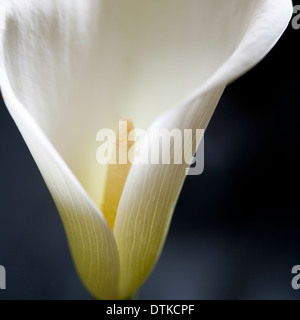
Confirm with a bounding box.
[100,119,134,231]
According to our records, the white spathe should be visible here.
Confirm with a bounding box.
[0,0,292,299]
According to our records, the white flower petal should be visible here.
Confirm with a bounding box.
[0,0,120,300]
[1,0,142,203]
[114,86,225,298]
[113,0,292,299]
[2,0,292,204]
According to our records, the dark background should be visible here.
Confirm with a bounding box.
[0,8,299,300]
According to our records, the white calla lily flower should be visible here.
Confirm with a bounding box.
[0,0,292,299]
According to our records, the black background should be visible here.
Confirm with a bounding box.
[0,5,299,299]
